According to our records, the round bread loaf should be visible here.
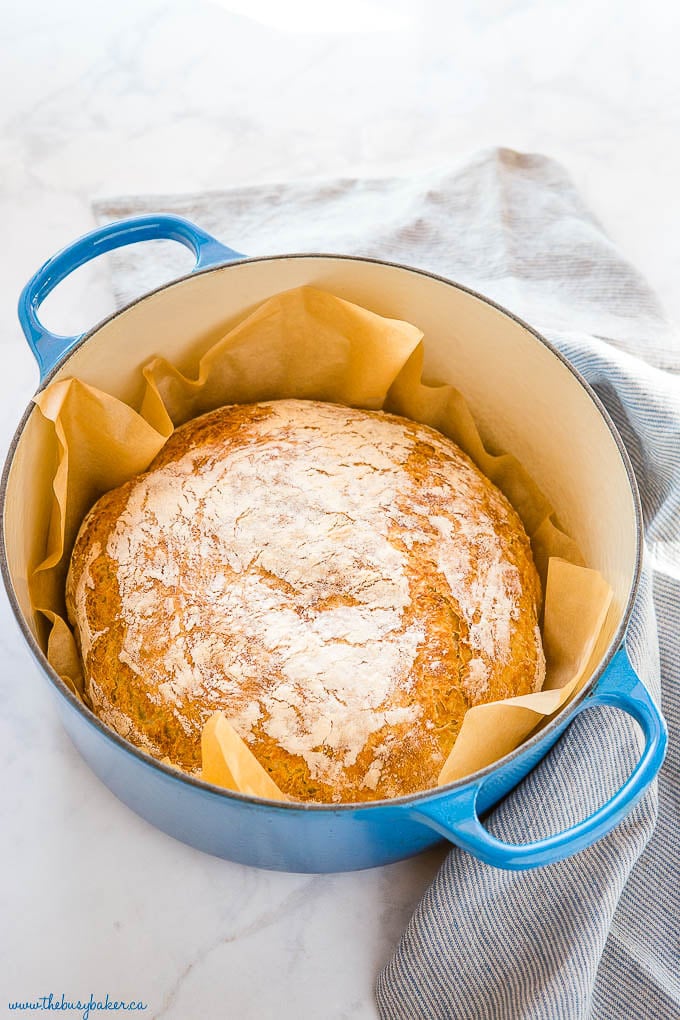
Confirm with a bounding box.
[66,399,545,803]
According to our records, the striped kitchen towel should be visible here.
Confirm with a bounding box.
[94,147,680,1019]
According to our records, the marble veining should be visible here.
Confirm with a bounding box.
[1,0,678,1016]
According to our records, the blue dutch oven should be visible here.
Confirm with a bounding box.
[1,215,667,873]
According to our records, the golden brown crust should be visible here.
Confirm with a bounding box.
[66,399,545,803]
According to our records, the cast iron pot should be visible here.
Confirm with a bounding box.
[1,215,667,872]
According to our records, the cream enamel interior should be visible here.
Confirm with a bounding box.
[4,257,638,670]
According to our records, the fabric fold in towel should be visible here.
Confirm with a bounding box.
[94,147,680,1020]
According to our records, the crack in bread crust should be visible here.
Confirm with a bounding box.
[66,399,545,803]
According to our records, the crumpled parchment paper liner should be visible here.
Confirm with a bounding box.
[27,285,612,800]
[139,285,424,433]
[438,559,613,783]
[201,712,289,801]
[386,346,585,583]
[31,378,168,698]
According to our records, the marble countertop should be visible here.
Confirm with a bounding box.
[2,2,678,1017]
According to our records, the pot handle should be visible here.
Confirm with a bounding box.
[411,645,666,870]
[18,214,244,381]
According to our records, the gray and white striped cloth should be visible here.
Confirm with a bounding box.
[95,148,680,1019]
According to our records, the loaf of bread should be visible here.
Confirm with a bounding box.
[66,399,545,803]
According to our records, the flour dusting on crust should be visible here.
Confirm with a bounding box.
[69,399,545,800]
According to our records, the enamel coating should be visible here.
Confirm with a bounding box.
[17,214,243,381]
[1,215,666,872]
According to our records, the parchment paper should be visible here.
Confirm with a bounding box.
[28,285,612,800]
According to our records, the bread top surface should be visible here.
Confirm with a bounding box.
[66,399,545,803]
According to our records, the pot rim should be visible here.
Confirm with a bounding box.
[0,251,644,813]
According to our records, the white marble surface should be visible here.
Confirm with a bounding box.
[1,1,679,1017]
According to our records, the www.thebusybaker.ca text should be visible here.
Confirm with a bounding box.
[8,993,148,1020]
